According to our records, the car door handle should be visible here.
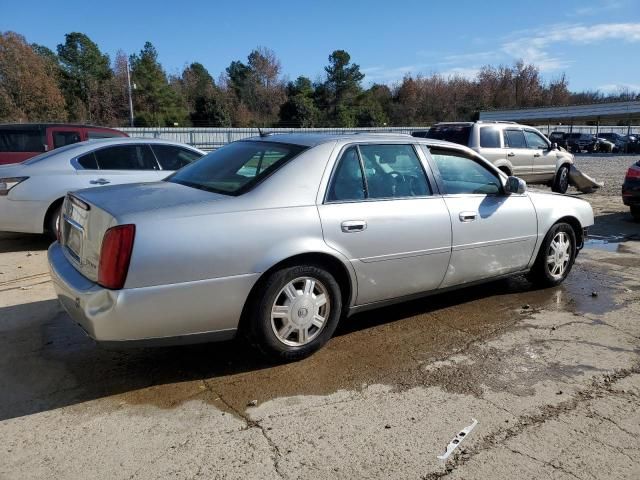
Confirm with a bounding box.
[459,211,477,222]
[533,152,541,157]
[90,178,111,185]
[507,152,515,157]
[341,220,367,233]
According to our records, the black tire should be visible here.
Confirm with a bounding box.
[246,264,342,361]
[46,204,62,241]
[631,206,640,222]
[552,164,570,193]
[527,223,577,287]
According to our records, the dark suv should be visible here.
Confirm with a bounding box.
[565,133,597,153]
[0,123,127,165]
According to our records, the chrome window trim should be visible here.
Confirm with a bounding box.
[69,143,175,171]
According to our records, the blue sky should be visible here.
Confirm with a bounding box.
[2,0,638,93]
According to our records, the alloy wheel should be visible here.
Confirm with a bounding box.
[270,276,331,347]
[547,231,571,279]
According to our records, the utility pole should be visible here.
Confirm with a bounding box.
[126,59,134,127]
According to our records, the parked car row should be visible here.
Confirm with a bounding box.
[549,131,640,154]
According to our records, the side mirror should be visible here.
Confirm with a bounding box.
[505,176,527,194]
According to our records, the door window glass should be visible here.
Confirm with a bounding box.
[430,149,502,195]
[504,129,527,148]
[358,144,431,198]
[479,127,501,148]
[77,152,98,169]
[0,129,45,152]
[53,131,82,149]
[327,147,365,202]
[151,145,203,170]
[524,130,549,149]
[94,145,158,170]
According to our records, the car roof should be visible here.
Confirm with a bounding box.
[242,132,469,149]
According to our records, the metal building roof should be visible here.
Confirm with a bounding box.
[480,101,640,123]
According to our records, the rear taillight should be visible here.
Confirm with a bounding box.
[98,224,136,290]
[626,167,640,180]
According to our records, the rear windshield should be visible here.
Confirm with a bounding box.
[0,129,45,152]
[167,141,307,195]
[424,125,471,146]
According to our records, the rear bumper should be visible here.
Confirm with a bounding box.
[48,242,259,344]
[0,196,47,234]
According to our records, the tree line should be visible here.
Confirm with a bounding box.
[0,31,637,128]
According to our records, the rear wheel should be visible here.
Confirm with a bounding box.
[552,164,570,193]
[631,206,640,222]
[527,223,576,287]
[246,265,342,361]
[45,204,62,241]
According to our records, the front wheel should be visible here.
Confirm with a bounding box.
[527,223,577,287]
[246,265,343,361]
[552,164,570,193]
[631,206,640,222]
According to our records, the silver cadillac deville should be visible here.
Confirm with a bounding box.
[49,133,594,360]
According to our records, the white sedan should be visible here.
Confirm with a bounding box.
[0,138,204,237]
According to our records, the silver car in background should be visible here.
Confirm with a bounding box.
[48,133,594,361]
[0,138,204,237]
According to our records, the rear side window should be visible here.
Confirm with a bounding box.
[151,145,202,170]
[94,145,159,170]
[504,129,527,148]
[53,131,82,149]
[327,147,365,202]
[479,127,501,148]
[77,152,98,169]
[0,129,45,152]
[425,125,471,146]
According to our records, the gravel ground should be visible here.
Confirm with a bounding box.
[573,153,638,197]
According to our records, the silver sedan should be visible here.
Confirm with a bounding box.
[48,134,594,360]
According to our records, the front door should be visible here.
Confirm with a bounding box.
[524,129,556,182]
[425,147,538,288]
[318,144,452,305]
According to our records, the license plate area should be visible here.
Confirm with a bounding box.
[62,197,88,262]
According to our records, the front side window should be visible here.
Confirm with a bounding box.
[480,127,501,148]
[168,141,307,195]
[503,129,527,148]
[93,145,158,170]
[53,131,81,149]
[524,130,549,149]
[430,149,502,195]
[151,145,202,170]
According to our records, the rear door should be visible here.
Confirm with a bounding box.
[503,128,532,178]
[318,143,452,305]
[477,126,507,165]
[74,144,166,188]
[424,147,537,287]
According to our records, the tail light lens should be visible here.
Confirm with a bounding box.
[625,167,640,180]
[98,225,136,290]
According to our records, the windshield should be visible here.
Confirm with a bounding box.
[424,125,471,146]
[167,140,308,195]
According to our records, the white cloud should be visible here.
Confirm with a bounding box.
[439,67,481,79]
[598,83,640,93]
[502,22,640,72]
[575,0,624,16]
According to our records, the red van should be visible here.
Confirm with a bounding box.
[0,123,128,165]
